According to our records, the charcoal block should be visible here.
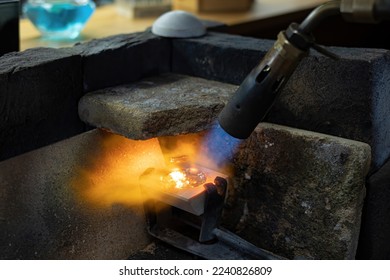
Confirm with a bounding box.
[0,47,85,161]
[77,31,171,92]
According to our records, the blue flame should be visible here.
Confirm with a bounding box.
[196,122,242,170]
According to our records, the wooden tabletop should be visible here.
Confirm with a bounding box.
[20,0,326,50]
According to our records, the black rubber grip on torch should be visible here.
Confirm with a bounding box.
[218,31,307,139]
[218,62,286,139]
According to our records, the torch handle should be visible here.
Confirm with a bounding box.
[218,32,307,139]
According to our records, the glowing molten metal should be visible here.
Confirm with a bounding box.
[168,170,188,189]
[161,167,206,191]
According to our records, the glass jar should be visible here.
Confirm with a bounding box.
[23,0,96,40]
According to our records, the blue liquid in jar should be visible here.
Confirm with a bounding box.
[24,1,95,39]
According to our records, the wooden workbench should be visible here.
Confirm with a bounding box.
[20,0,325,50]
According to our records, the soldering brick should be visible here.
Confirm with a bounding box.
[172,32,390,169]
[225,122,371,259]
[0,47,85,161]
[78,73,236,139]
[76,31,171,92]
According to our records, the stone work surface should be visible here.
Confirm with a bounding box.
[172,32,390,169]
[0,129,167,259]
[356,158,390,259]
[224,123,371,259]
[79,73,237,139]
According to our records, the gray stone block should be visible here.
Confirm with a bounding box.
[0,47,85,161]
[78,73,237,139]
[171,32,390,169]
[76,31,171,92]
[220,123,371,259]
[0,129,165,259]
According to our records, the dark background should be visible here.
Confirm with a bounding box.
[0,0,20,56]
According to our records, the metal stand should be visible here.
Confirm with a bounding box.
[140,168,283,260]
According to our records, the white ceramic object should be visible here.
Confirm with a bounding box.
[152,10,206,38]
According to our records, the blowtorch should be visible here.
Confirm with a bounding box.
[218,0,390,139]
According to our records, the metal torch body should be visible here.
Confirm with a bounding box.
[218,32,307,139]
[218,0,390,140]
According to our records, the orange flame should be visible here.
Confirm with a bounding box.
[71,130,166,207]
[71,130,233,208]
